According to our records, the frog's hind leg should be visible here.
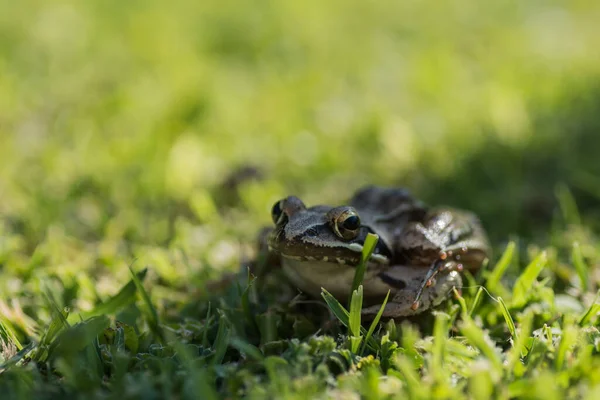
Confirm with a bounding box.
[362,266,462,319]
[411,259,464,311]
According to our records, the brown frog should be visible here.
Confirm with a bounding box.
[263,186,490,318]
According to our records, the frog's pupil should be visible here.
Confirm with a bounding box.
[343,215,360,230]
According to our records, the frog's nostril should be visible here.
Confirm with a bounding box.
[305,227,319,237]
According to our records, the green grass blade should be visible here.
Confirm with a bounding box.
[507,311,532,373]
[360,290,390,355]
[230,337,264,362]
[172,341,219,400]
[349,286,363,338]
[555,183,581,226]
[394,354,429,399]
[129,265,165,343]
[486,241,516,295]
[0,317,23,351]
[431,312,449,383]
[240,268,258,337]
[321,288,378,350]
[349,336,363,354]
[469,287,484,316]
[68,269,148,324]
[212,311,231,366]
[555,324,578,370]
[459,317,503,375]
[349,233,379,307]
[579,290,600,326]
[35,298,70,363]
[453,287,468,314]
[50,316,110,359]
[512,251,547,308]
[202,302,212,347]
[322,288,351,327]
[571,242,589,291]
[0,342,35,373]
[497,297,517,340]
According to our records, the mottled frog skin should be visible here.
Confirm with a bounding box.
[263,186,490,318]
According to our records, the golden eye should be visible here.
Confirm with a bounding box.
[331,208,361,240]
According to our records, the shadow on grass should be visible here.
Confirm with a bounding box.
[411,80,600,244]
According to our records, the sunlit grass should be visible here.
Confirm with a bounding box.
[1,0,600,398]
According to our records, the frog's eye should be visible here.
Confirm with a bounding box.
[271,196,306,225]
[271,200,285,224]
[331,209,361,240]
[342,215,360,231]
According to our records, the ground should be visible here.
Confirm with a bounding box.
[1,0,600,399]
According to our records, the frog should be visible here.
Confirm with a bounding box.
[263,186,490,318]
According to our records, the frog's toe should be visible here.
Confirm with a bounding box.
[439,260,464,273]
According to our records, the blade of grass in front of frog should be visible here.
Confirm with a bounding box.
[572,242,589,292]
[349,286,363,338]
[360,289,390,355]
[349,286,363,353]
[129,264,165,344]
[321,288,379,350]
[322,288,350,327]
[348,233,379,308]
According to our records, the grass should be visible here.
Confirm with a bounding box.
[2,0,600,398]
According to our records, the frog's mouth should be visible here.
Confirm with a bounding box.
[268,227,393,267]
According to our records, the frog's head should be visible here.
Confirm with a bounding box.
[267,196,392,267]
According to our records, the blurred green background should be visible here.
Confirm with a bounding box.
[1,0,600,322]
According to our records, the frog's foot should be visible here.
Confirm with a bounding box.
[411,259,465,310]
[362,266,463,319]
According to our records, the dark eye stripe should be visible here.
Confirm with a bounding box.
[304,226,320,237]
[295,223,331,239]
